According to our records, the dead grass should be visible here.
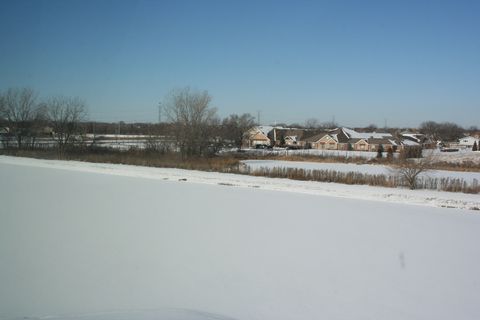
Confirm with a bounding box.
[0,147,242,173]
[2,147,478,194]
[245,166,480,194]
[245,152,480,172]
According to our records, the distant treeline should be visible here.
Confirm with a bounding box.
[0,86,474,156]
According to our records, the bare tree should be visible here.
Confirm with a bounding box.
[221,113,256,149]
[0,88,43,148]
[304,118,319,129]
[45,96,87,150]
[419,121,439,139]
[319,121,338,129]
[392,152,435,189]
[163,87,218,157]
[419,121,464,142]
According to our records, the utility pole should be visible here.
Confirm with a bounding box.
[158,102,162,123]
[257,110,261,125]
[92,121,96,146]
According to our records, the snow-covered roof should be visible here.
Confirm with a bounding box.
[342,127,393,140]
[257,126,273,136]
[401,139,420,146]
[401,133,423,143]
[388,139,398,146]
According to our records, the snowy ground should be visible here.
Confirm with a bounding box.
[236,148,383,159]
[427,148,480,164]
[231,147,480,164]
[0,136,173,151]
[242,160,480,183]
[1,156,479,210]
[1,156,480,320]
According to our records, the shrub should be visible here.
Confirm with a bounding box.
[376,144,384,158]
[400,146,423,159]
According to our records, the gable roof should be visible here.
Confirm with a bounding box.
[272,128,318,141]
[342,127,393,140]
[285,135,298,142]
[257,126,274,136]
[351,138,369,144]
[401,139,420,146]
[250,132,270,141]
[401,132,425,143]
[303,132,330,143]
[368,138,398,146]
[329,128,350,143]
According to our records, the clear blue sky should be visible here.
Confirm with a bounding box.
[1,0,479,127]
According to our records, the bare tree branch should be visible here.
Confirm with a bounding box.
[392,151,436,189]
[45,96,87,150]
[221,113,256,149]
[163,87,218,157]
[0,88,42,148]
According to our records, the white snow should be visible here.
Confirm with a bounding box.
[85,134,151,139]
[1,156,479,210]
[257,125,274,136]
[1,156,480,320]
[426,149,480,164]
[242,159,480,184]
[241,148,386,159]
[342,127,393,139]
[244,159,390,175]
[401,139,420,146]
[400,133,423,143]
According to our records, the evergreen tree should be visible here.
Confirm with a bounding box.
[473,141,478,151]
[376,144,384,158]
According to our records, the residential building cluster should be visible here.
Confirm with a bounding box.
[244,126,431,152]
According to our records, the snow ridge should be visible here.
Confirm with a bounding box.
[1,156,478,211]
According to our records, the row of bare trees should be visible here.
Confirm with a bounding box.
[0,87,254,156]
[0,88,87,150]
[419,121,465,142]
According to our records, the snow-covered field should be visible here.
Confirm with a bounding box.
[234,147,480,164]
[428,149,480,164]
[243,159,480,183]
[1,156,480,320]
[0,136,174,151]
[239,148,383,159]
[1,156,479,210]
